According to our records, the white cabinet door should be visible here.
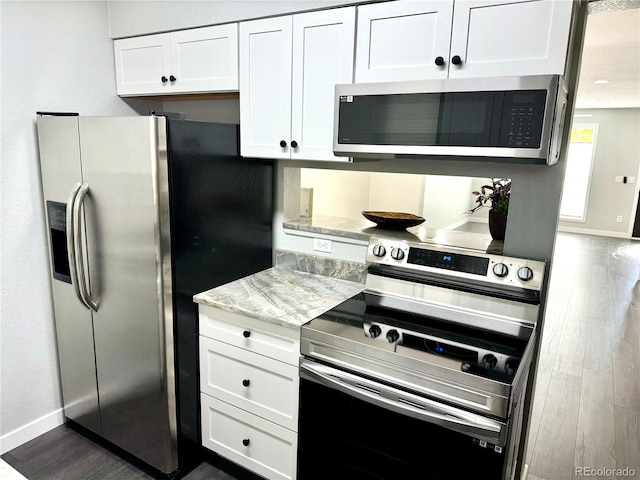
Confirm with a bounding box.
[114,34,172,96]
[355,1,454,82]
[239,17,293,158]
[170,24,239,93]
[201,394,297,480]
[199,337,299,431]
[290,7,356,162]
[449,0,573,78]
[199,305,301,366]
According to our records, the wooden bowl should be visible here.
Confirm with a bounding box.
[362,211,425,230]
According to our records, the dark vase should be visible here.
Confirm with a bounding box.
[488,210,507,240]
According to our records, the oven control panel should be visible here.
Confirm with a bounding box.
[363,320,520,376]
[366,236,545,292]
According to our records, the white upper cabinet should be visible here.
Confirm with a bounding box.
[169,24,239,92]
[239,16,293,159]
[449,0,573,78]
[355,0,573,83]
[290,8,356,161]
[239,7,356,161]
[355,1,454,83]
[114,34,172,96]
[114,24,239,96]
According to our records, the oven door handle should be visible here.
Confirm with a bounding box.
[300,361,505,444]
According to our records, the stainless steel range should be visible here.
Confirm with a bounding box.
[297,236,545,480]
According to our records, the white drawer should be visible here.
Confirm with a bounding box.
[201,394,297,480]
[199,337,299,431]
[198,305,300,366]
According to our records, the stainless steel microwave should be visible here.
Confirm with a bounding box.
[333,75,568,165]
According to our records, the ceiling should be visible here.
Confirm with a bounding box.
[575,1,640,109]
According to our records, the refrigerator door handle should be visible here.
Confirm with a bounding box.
[74,183,99,312]
[66,183,90,309]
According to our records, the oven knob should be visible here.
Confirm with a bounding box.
[493,263,509,278]
[390,248,405,260]
[482,354,497,370]
[368,324,382,338]
[517,266,534,282]
[386,329,400,343]
[505,358,519,376]
[372,244,386,257]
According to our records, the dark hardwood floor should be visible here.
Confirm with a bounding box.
[2,232,639,480]
[0,423,258,480]
[525,233,640,480]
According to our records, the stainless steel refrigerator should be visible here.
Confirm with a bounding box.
[36,113,274,476]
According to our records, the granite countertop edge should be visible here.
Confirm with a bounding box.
[193,267,364,330]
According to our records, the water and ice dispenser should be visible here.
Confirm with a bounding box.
[46,201,71,283]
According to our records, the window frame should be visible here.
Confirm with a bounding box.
[559,123,599,223]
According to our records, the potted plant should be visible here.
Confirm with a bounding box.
[468,178,511,240]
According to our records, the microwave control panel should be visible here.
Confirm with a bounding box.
[500,90,547,148]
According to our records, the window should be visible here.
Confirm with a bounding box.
[560,124,598,221]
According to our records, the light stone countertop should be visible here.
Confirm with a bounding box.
[193,267,364,329]
[283,214,504,254]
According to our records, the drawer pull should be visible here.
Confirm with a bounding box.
[243,330,251,338]
[242,438,250,447]
[242,379,251,387]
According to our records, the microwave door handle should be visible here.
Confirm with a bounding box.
[66,183,89,309]
[300,362,503,442]
[73,183,98,312]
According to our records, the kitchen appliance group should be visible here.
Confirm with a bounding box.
[35,1,582,479]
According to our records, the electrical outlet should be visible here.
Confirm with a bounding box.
[313,238,332,253]
[615,176,624,183]
[616,215,623,223]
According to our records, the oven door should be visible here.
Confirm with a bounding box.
[298,359,510,480]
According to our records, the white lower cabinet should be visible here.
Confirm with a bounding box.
[201,394,298,480]
[198,306,300,479]
[199,337,299,431]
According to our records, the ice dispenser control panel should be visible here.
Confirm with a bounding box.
[46,201,71,284]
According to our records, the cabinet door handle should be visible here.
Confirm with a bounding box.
[435,56,445,66]
[279,140,287,148]
[169,75,176,82]
[243,330,251,338]
[242,438,250,447]
[290,140,298,148]
[242,379,251,387]
[451,55,462,65]
[161,76,168,83]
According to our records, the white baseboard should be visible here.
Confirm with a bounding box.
[0,409,64,454]
[467,216,488,223]
[558,225,630,238]
[442,217,473,230]
[441,216,488,230]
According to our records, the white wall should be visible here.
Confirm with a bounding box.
[299,169,428,220]
[301,169,372,218]
[0,1,157,453]
[559,108,640,236]
[369,172,425,216]
[299,168,486,230]
[422,175,475,229]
